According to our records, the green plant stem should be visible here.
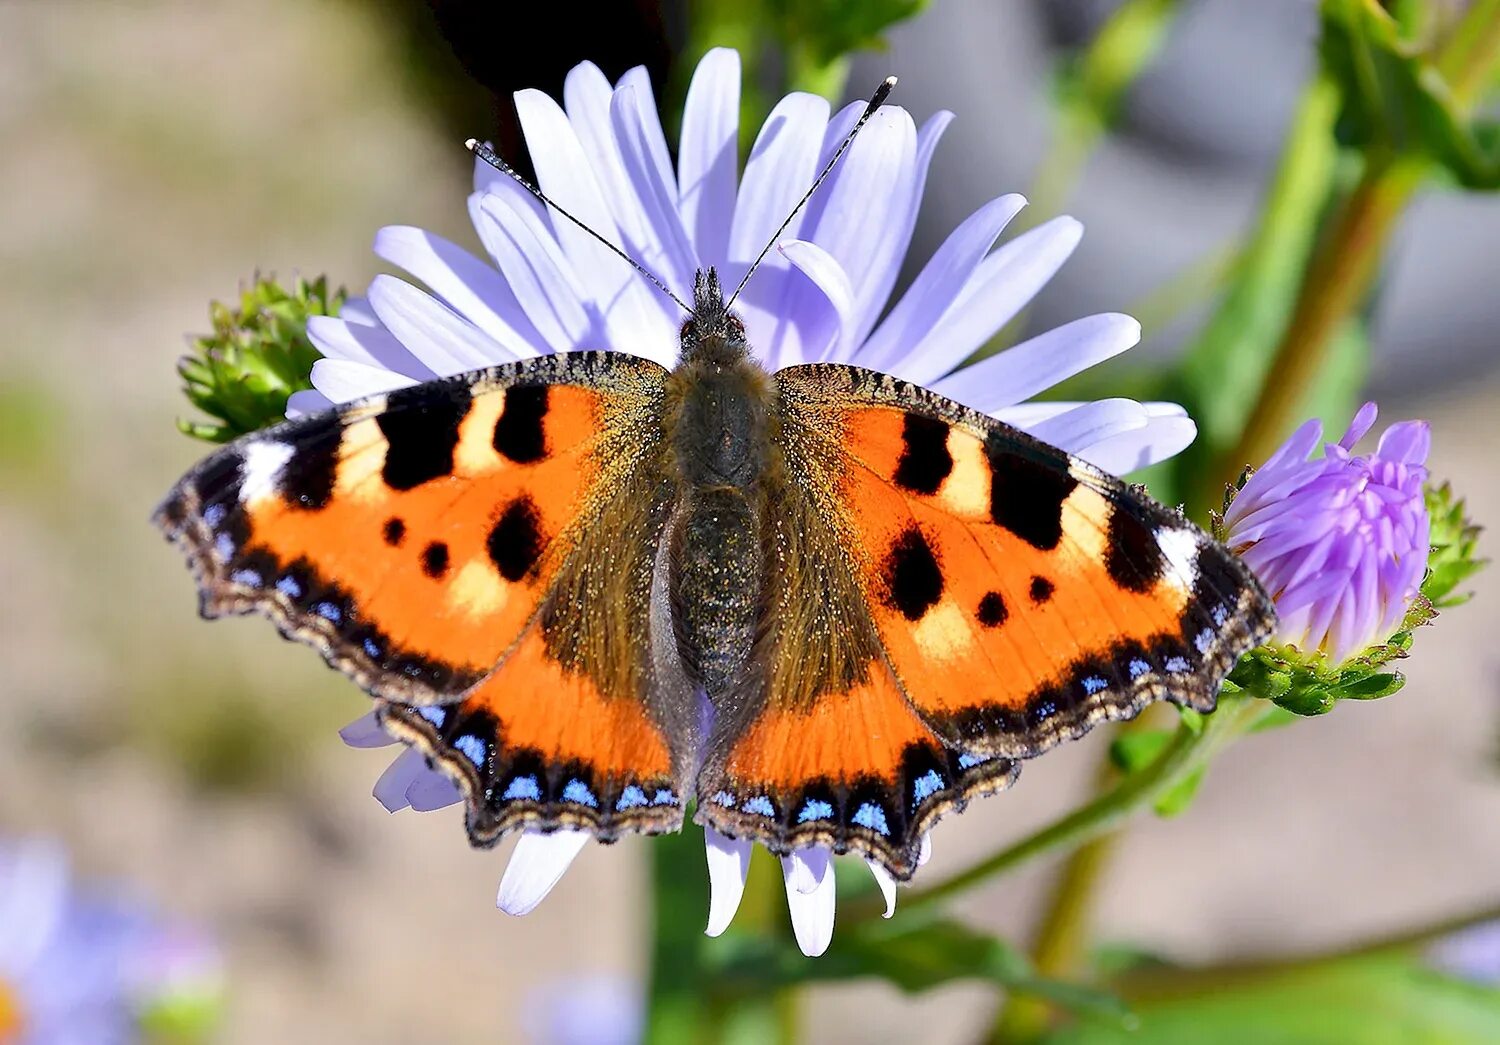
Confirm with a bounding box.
[1113,899,1500,1003]
[1438,0,1500,108]
[985,715,1151,1044]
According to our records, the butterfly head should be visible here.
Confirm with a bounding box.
[679,268,748,366]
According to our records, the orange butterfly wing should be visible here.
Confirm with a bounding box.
[696,364,1272,878]
[157,352,695,840]
[778,364,1276,759]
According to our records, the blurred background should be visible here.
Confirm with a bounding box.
[1,0,1496,1042]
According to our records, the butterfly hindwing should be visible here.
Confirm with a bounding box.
[156,351,696,840]
[774,364,1276,759]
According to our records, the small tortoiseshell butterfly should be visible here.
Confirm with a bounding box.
[156,83,1275,883]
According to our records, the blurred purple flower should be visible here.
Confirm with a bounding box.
[1224,402,1431,665]
[1429,920,1500,984]
[329,46,1201,956]
[0,839,216,1045]
[522,974,641,1045]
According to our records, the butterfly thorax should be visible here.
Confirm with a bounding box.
[664,271,779,696]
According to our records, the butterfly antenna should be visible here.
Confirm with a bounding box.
[466,139,694,317]
[724,75,898,311]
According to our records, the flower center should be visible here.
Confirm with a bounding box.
[0,976,23,1043]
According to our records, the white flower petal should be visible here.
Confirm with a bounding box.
[614,67,679,208]
[729,92,830,270]
[514,86,674,352]
[471,191,594,354]
[866,860,898,919]
[306,313,435,381]
[366,275,515,376]
[373,225,546,359]
[372,749,426,812]
[784,845,832,895]
[860,193,1028,370]
[0,840,69,972]
[285,388,334,418]
[918,832,933,867]
[930,312,1139,412]
[611,79,700,300]
[1077,414,1199,476]
[781,848,836,957]
[678,47,741,273]
[779,239,857,360]
[1025,398,1149,456]
[405,771,463,812]
[309,359,417,406]
[497,830,589,916]
[898,217,1085,385]
[563,62,654,254]
[703,828,752,938]
[338,712,397,749]
[795,106,917,353]
[339,296,380,327]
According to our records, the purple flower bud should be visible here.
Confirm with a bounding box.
[1223,403,1431,665]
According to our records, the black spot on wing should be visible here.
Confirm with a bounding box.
[985,441,1076,550]
[1105,507,1165,593]
[883,526,944,621]
[1029,575,1054,604]
[377,385,472,490]
[894,413,953,495]
[382,517,406,546]
[977,591,1008,627]
[488,496,543,581]
[279,427,339,511]
[493,385,549,463]
[422,541,450,579]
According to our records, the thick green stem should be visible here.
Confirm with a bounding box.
[985,714,1153,1044]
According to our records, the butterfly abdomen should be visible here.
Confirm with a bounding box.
[664,334,779,696]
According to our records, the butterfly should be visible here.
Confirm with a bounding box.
[155,256,1274,880]
[155,77,1275,884]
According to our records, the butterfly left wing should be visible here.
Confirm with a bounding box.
[155,352,697,845]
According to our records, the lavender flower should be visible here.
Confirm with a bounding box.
[1223,403,1431,666]
[0,839,215,1045]
[329,47,1200,956]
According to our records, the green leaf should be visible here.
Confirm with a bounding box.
[712,913,1127,1021]
[1425,482,1487,607]
[1045,954,1500,1044]
[176,274,343,443]
[1110,729,1173,775]
[766,0,930,67]
[1321,0,1500,187]
[1152,766,1206,818]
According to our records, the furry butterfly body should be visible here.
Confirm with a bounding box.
[157,271,1274,879]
